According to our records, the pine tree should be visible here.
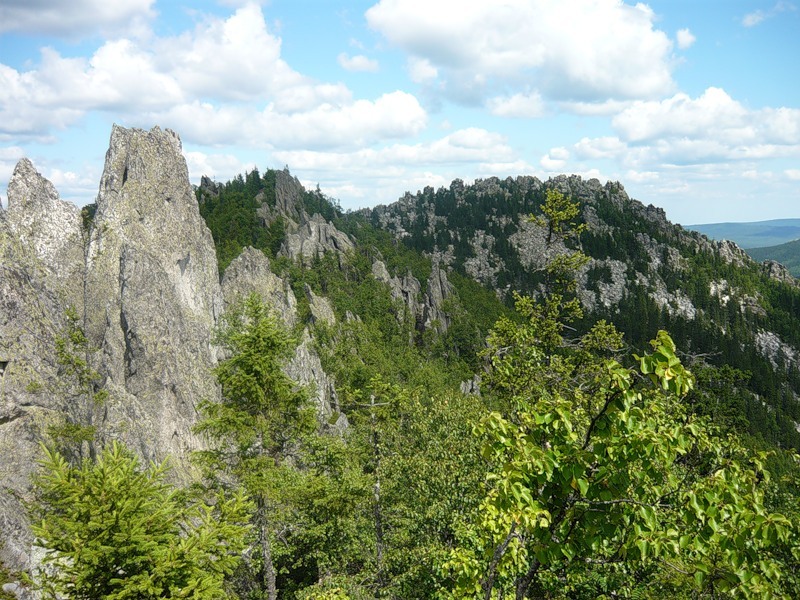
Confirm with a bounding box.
[30,441,250,599]
[194,294,316,600]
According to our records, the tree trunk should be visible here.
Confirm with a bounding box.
[257,498,278,600]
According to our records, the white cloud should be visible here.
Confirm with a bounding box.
[614,88,752,143]
[742,11,766,27]
[742,2,796,27]
[676,28,696,49]
[0,0,155,37]
[0,4,427,150]
[184,151,254,184]
[573,136,626,160]
[612,88,800,157]
[156,4,325,106]
[338,53,379,72]
[407,57,438,84]
[557,99,633,116]
[367,0,675,105]
[158,91,427,150]
[487,92,545,118]
[786,169,800,180]
[624,170,659,183]
[540,147,570,170]
[269,128,518,209]
[273,127,514,171]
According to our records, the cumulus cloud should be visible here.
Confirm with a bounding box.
[487,92,545,118]
[184,151,254,184]
[786,169,800,180]
[367,0,675,106]
[0,0,155,37]
[274,127,514,171]
[407,57,438,84]
[613,87,800,149]
[270,128,519,208]
[157,91,427,150]
[573,136,627,160]
[0,4,427,150]
[676,28,696,49]
[540,147,570,170]
[563,88,800,183]
[338,53,379,72]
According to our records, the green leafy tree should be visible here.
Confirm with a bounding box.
[29,441,250,599]
[443,191,799,599]
[194,294,317,600]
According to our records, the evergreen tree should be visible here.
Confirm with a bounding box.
[194,294,317,600]
[30,442,249,599]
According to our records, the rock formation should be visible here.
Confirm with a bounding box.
[279,213,354,267]
[222,246,298,328]
[0,126,343,576]
[84,125,223,467]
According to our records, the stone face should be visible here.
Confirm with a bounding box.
[715,239,751,268]
[762,260,798,287]
[0,162,91,571]
[5,158,84,306]
[85,125,223,465]
[305,284,336,327]
[464,230,505,287]
[371,259,422,326]
[0,126,341,574]
[422,262,454,334]
[279,213,354,266]
[222,246,298,328]
[220,248,340,429]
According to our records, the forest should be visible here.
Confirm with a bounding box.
[16,169,800,600]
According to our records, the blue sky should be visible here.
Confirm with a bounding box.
[1,0,798,225]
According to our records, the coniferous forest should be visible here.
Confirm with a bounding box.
[17,167,800,600]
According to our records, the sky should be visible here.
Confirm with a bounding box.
[1,0,798,226]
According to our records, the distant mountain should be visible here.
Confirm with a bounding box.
[748,239,800,276]
[687,218,800,248]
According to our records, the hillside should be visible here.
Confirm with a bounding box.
[747,238,800,277]
[688,218,800,248]
[2,125,800,598]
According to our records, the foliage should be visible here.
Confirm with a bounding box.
[29,441,250,599]
[199,169,286,272]
[445,327,798,598]
[442,190,800,599]
[194,294,317,600]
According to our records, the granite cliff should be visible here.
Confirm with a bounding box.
[0,126,342,575]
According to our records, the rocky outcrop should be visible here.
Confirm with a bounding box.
[222,247,298,328]
[464,230,505,287]
[279,213,354,266]
[221,249,342,431]
[715,239,751,268]
[83,125,223,467]
[509,217,561,272]
[305,284,336,327]
[579,259,628,311]
[286,330,346,431]
[762,260,798,287]
[371,259,453,334]
[4,158,84,305]
[371,259,422,325]
[422,262,454,334]
[755,330,799,371]
[0,127,350,574]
